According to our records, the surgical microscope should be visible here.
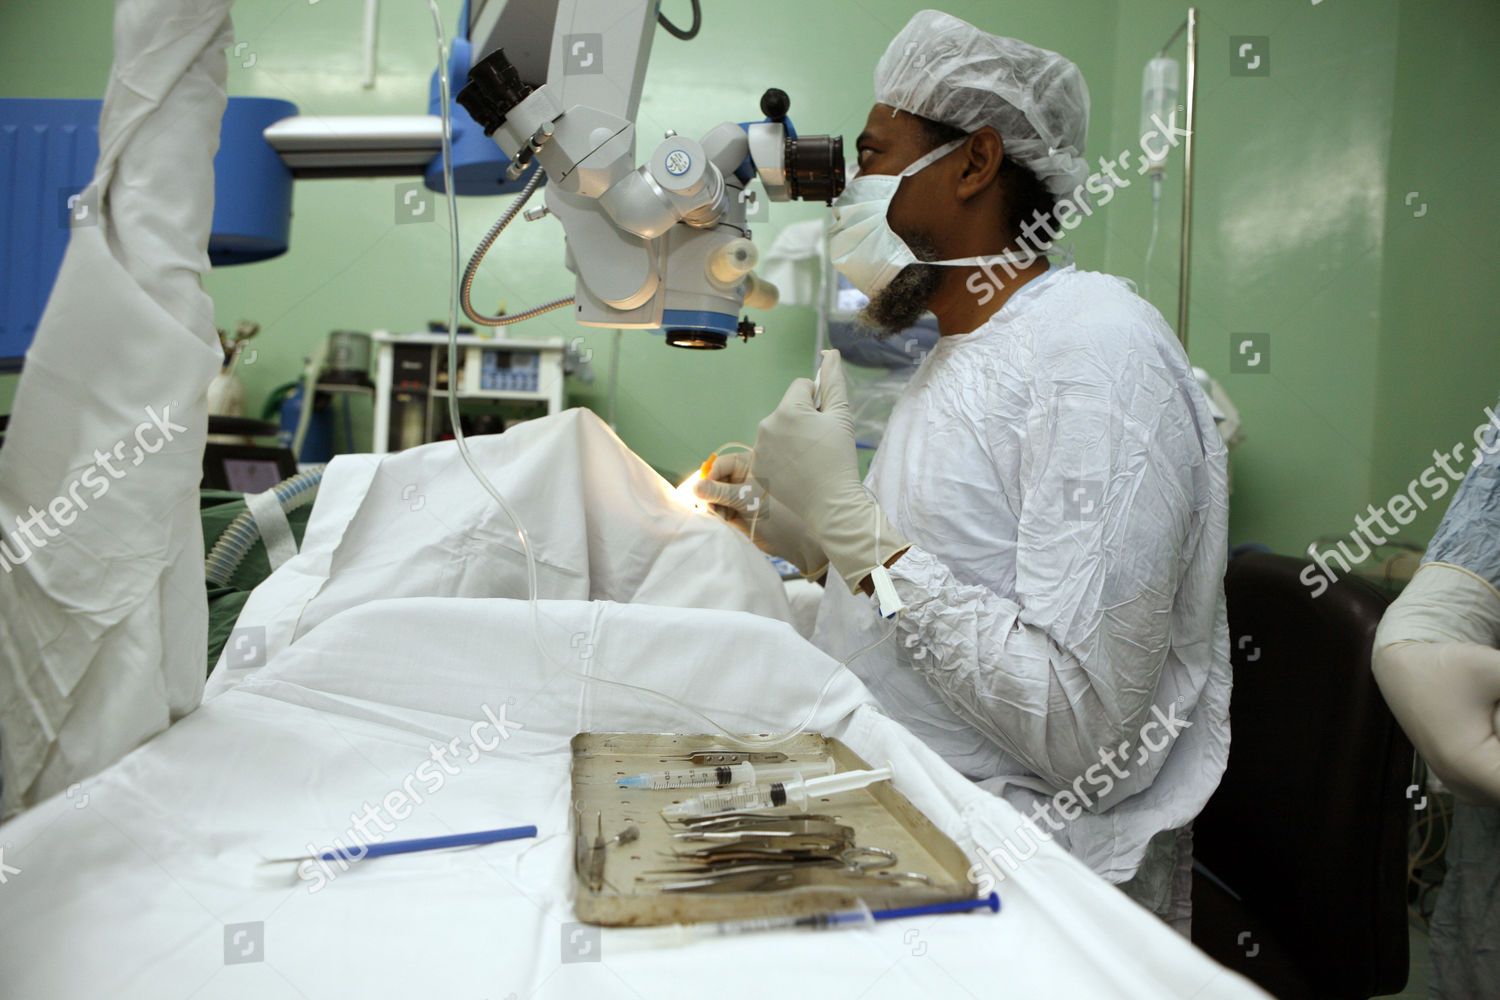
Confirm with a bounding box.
[453,0,844,349]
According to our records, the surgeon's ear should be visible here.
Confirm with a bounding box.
[954,127,1004,201]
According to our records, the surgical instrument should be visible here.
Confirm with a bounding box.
[581,813,640,892]
[670,752,791,766]
[662,763,894,819]
[672,818,854,843]
[660,892,1000,942]
[618,757,834,790]
[679,812,837,828]
[649,844,895,875]
[650,850,932,893]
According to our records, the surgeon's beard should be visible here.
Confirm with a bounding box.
[856,233,943,339]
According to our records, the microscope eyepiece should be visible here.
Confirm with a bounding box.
[457,48,535,136]
[784,134,845,204]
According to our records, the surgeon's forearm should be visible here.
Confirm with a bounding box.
[885,546,1171,793]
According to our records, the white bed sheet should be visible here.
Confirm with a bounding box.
[204,408,793,697]
[0,596,1267,999]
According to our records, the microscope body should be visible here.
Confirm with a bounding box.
[458,0,841,347]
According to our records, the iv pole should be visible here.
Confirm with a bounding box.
[1157,8,1198,348]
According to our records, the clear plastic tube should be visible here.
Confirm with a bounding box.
[1143,173,1163,301]
[424,2,895,750]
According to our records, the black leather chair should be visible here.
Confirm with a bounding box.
[1191,552,1413,999]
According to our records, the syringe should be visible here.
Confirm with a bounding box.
[704,900,875,936]
[662,763,894,819]
[617,758,835,790]
[651,893,1001,946]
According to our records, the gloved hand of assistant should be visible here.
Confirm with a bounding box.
[693,451,829,578]
[1373,640,1500,805]
[1373,563,1500,806]
[747,350,910,593]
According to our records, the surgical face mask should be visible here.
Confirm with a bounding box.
[827,138,1049,297]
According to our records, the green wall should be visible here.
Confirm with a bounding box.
[0,0,1119,478]
[3,1,1497,557]
[1368,0,1500,543]
[1100,0,1397,556]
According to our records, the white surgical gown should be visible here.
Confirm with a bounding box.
[812,264,1232,889]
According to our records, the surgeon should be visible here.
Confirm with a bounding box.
[697,10,1231,932]
[1372,408,1500,998]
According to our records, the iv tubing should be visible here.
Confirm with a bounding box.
[425,0,895,748]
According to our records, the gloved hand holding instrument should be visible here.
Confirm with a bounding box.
[696,351,910,597]
[692,450,830,579]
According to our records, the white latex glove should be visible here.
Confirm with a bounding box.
[694,452,829,578]
[750,351,910,593]
[1372,641,1500,805]
[1373,563,1500,806]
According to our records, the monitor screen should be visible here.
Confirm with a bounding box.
[222,458,289,495]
